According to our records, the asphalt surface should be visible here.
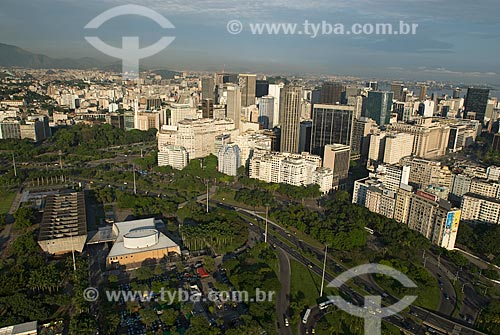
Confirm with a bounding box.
[275,247,292,335]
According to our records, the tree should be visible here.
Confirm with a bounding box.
[136,266,154,281]
[159,309,178,328]
[139,308,158,326]
[13,207,35,229]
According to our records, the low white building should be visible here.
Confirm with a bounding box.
[158,145,189,170]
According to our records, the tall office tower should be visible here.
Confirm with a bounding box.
[453,88,461,99]
[310,104,355,156]
[201,98,214,119]
[464,87,490,122]
[258,96,274,129]
[311,89,322,104]
[299,121,312,153]
[323,144,351,189]
[367,132,386,170]
[256,80,269,98]
[269,83,284,127]
[366,81,379,91]
[280,85,302,153]
[390,83,405,101]
[363,91,394,126]
[419,85,428,100]
[238,74,257,107]
[351,117,378,160]
[201,77,215,100]
[218,143,241,176]
[226,84,242,129]
[320,82,344,104]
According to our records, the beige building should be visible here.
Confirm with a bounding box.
[323,144,351,189]
[387,119,450,159]
[135,111,160,131]
[461,193,500,225]
[107,218,180,268]
[383,133,414,165]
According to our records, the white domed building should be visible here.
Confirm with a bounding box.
[106,218,180,267]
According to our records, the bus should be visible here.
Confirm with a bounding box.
[319,300,334,310]
[302,308,312,324]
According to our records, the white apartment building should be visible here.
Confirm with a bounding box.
[218,143,241,176]
[158,145,189,170]
[249,152,331,192]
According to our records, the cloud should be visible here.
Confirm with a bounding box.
[416,67,499,77]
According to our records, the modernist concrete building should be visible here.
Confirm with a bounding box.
[37,192,87,254]
[0,321,37,335]
[106,218,180,267]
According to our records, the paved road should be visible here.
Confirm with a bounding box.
[424,253,455,316]
[220,203,487,335]
[276,247,292,335]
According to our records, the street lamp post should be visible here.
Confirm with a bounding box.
[264,205,269,243]
[320,244,328,297]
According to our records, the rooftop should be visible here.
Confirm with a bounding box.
[107,218,178,258]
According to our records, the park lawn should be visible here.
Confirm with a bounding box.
[0,192,15,214]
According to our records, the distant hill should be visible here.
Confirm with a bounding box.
[0,42,105,69]
[0,42,182,78]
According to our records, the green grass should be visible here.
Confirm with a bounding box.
[0,192,15,214]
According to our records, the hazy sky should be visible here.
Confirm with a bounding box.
[1,0,499,84]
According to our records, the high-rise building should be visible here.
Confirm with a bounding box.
[363,91,394,126]
[461,193,500,225]
[299,121,312,153]
[407,191,460,250]
[201,77,215,100]
[386,120,450,159]
[323,144,350,189]
[269,83,284,127]
[201,98,214,119]
[464,87,490,122]
[174,118,236,159]
[258,96,274,129]
[366,81,379,91]
[218,143,241,176]
[383,133,414,164]
[390,83,405,101]
[310,104,354,156]
[239,74,257,107]
[256,80,269,98]
[351,117,378,160]
[226,84,242,129]
[169,103,197,126]
[158,145,189,170]
[320,82,344,104]
[419,85,428,100]
[279,85,302,153]
[249,152,331,192]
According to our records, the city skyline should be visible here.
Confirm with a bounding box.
[0,0,499,84]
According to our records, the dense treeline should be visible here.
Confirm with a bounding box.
[271,192,368,251]
[457,222,500,265]
[179,202,248,254]
[223,243,280,334]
